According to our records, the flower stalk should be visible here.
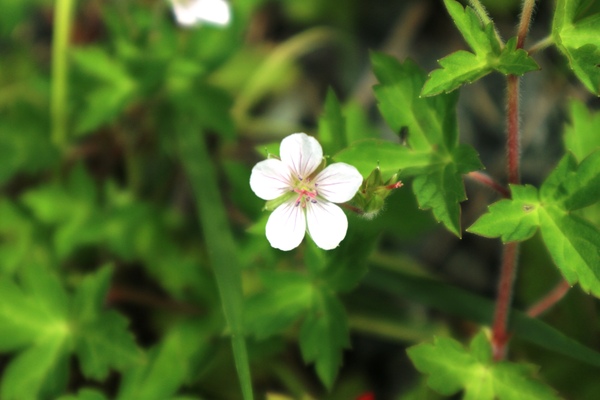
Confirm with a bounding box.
[491,0,537,361]
[51,0,75,150]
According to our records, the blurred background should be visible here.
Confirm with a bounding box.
[2,0,600,399]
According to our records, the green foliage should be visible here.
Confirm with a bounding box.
[421,0,538,96]
[407,332,559,399]
[0,265,141,400]
[335,53,483,236]
[552,0,600,94]
[4,0,600,398]
[469,151,600,296]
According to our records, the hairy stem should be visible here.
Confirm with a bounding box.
[527,280,571,318]
[491,0,537,361]
[517,0,537,49]
[466,171,510,198]
[51,0,75,150]
[492,242,519,361]
[528,35,554,54]
[506,75,521,185]
[468,0,493,26]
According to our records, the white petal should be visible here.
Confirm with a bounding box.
[265,201,306,251]
[250,158,293,201]
[306,201,348,250]
[171,0,231,27]
[279,133,323,180]
[192,0,231,26]
[314,162,363,203]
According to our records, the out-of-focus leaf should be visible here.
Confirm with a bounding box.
[72,47,137,135]
[117,320,212,400]
[552,0,600,94]
[245,271,314,339]
[564,100,600,161]
[299,290,350,390]
[0,265,70,399]
[318,89,346,155]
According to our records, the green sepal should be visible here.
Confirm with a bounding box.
[264,192,295,211]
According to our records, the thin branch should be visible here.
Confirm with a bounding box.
[491,242,519,361]
[466,171,510,198]
[517,0,537,49]
[527,280,571,318]
[527,35,554,55]
[506,75,521,185]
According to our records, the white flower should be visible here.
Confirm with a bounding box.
[170,0,231,27]
[250,133,363,251]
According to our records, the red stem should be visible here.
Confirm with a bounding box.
[527,280,571,318]
[467,171,510,198]
[506,75,520,186]
[491,242,519,361]
[491,0,536,360]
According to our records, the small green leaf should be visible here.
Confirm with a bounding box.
[318,88,346,155]
[407,332,560,400]
[422,50,491,96]
[444,0,498,55]
[552,0,600,95]
[496,38,540,75]
[299,290,350,390]
[422,1,537,95]
[468,185,540,242]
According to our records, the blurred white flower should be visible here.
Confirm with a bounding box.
[250,133,363,251]
[170,0,231,27]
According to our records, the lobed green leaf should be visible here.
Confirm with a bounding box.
[366,53,482,236]
[468,185,540,242]
[422,1,537,96]
[407,332,560,400]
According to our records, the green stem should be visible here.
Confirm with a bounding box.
[176,125,254,400]
[51,0,75,150]
[528,35,554,54]
[468,0,493,25]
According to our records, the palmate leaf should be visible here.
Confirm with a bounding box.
[335,53,483,236]
[468,150,600,297]
[407,332,559,400]
[552,0,600,95]
[422,0,538,96]
[0,265,70,400]
[0,265,142,400]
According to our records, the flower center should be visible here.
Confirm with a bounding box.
[293,177,318,208]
